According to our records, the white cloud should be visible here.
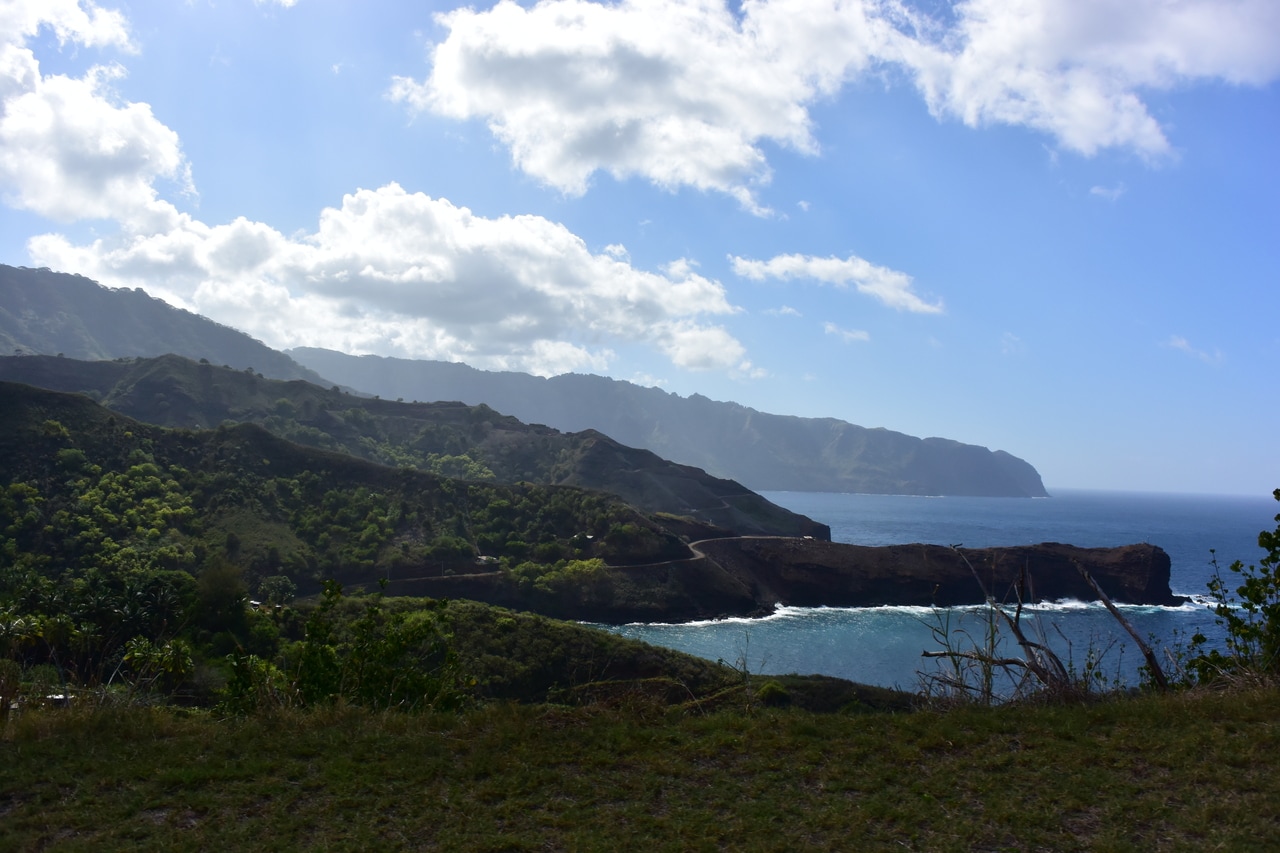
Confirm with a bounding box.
[390,0,890,213]
[765,305,802,317]
[1090,183,1126,201]
[394,0,1280,205]
[652,319,747,371]
[891,0,1280,158]
[0,63,190,230]
[823,322,870,343]
[29,183,748,377]
[1166,334,1224,365]
[0,1,189,231]
[731,252,943,314]
[0,0,133,53]
[630,372,668,388]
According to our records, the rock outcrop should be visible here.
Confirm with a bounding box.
[388,538,1179,623]
[692,538,1179,610]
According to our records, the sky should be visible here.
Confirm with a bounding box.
[0,0,1277,496]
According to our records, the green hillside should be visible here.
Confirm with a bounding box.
[0,354,827,540]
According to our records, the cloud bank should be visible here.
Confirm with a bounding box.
[396,0,1280,206]
[30,184,748,376]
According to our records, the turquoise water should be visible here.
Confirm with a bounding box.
[598,489,1278,691]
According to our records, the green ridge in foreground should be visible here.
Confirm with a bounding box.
[3,688,1278,850]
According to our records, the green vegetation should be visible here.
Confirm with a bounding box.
[0,353,827,538]
[3,368,1280,848]
[1186,488,1280,683]
[0,383,701,705]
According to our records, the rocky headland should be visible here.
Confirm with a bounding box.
[387,538,1179,623]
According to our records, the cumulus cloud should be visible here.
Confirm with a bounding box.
[1166,334,1223,365]
[823,322,870,343]
[893,0,1280,158]
[390,0,891,213]
[3,2,752,378]
[731,252,943,314]
[394,0,1280,205]
[29,183,749,376]
[0,63,190,230]
[0,0,189,231]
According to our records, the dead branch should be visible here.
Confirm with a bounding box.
[1073,560,1169,691]
[921,650,1030,669]
[952,546,1071,691]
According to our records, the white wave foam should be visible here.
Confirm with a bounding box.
[605,597,1207,627]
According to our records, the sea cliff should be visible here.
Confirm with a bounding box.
[387,538,1179,623]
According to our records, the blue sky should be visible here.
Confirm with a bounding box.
[1,0,1277,495]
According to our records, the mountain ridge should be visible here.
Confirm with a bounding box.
[0,264,330,385]
[0,263,1048,497]
[290,348,1049,498]
[0,353,827,540]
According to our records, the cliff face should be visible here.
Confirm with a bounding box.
[387,539,1179,623]
[692,538,1179,611]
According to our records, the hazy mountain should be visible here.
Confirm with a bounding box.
[0,264,329,385]
[290,348,1050,498]
[0,263,1046,496]
[0,353,827,539]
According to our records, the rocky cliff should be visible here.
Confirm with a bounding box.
[387,538,1179,623]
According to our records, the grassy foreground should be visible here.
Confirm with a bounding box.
[3,687,1278,851]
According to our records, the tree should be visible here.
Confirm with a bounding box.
[196,559,248,635]
[259,575,296,607]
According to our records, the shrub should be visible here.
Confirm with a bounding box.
[1188,488,1280,683]
[756,679,791,708]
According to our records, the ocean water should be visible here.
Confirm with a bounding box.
[599,489,1279,692]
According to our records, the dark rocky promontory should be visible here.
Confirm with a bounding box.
[389,538,1179,624]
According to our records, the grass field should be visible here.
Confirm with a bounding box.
[3,686,1278,851]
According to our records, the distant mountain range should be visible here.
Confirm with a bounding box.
[0,263,1047,497]
[290,348,1049,498]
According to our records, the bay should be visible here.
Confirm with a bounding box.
[599,489,1279,692]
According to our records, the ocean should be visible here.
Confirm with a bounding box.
[598,489,1279,692]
